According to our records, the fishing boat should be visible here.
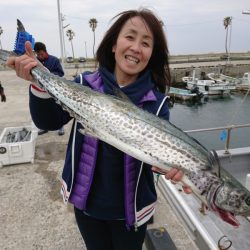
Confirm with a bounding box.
[207,72,240,85]
[185,71,236,95]
[168,86,205,101]
[207,72,250,92]
[237,72,250,92]
[182,76,198,83]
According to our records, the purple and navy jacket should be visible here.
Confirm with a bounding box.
[29,69,170,229]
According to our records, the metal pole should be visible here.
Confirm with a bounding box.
[61,14,68,62]
[84,41,87,58]
[57,0,65,69]
[224,128,232,154]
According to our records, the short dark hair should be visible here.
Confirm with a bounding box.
[34,42,47,53]
[96,8,171,93]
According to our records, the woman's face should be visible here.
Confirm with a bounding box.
[112,16,154,85]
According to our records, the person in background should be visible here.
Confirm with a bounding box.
[34,42,65,136]
[7,8,192,250]
[0,81,6,102]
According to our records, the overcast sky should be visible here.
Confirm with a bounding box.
[0,0,250,58]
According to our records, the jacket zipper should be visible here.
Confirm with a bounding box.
[134,162,144,231]
[69,119,78,196]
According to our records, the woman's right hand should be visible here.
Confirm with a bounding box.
[6,41,38,82]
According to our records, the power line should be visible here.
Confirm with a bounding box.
[164,19,221,27]
[64,15,106,23]
[233,17,250,23]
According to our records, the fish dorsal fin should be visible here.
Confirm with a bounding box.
[112,87,132,103]
[210,149,221,177]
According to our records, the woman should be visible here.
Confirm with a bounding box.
[7,8,191,250]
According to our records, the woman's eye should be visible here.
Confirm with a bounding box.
[142,42,150,47]
[126,35,134,40]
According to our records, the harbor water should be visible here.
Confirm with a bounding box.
[169,92,250,151]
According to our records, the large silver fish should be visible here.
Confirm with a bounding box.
[1,48,250,227]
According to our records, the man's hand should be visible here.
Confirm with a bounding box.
[152,166,192,194]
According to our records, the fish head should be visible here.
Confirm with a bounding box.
[215,182,250,217]
[207,181,250,227]
[206,182,241,227]
[206,152,250,226]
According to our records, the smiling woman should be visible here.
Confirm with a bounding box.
[5,8,182,250]
[111,16,154,85]
[97,9,171,93]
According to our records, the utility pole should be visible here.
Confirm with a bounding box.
[62,15,70,61]
[84,41,87,58]
[57,0,65,69]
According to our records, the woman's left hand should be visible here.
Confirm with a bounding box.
[151,166,192,194]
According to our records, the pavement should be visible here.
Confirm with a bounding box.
[0,69,197,250]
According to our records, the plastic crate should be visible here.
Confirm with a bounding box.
[0,125,38,167]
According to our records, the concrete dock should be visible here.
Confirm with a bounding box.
[0,69,197,250]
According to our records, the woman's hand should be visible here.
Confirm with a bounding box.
[152,166,192,194]
[6,41,38,82]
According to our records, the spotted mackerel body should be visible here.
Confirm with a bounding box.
[1,48,250,227]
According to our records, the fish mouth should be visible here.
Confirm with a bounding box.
[210,201,240,227]
[208,184,240,227]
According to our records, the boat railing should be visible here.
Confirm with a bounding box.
[184,123,250,154]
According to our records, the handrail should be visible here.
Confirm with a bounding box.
[184,123,250,154]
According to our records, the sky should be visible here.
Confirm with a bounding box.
[0,0,250,58]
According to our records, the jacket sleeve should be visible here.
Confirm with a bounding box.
[29,73,84,131]
[29,83,71,130]
[50,58,64,77]
[29,73,89,130]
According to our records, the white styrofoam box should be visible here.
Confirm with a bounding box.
[0,125,38,167]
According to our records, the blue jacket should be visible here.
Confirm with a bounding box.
[38,54,64,77]
[29,68,170,229]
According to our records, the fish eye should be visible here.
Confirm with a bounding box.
[245,196,250,206]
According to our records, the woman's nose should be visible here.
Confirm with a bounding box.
[130,40,141,53]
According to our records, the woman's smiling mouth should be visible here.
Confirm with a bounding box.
[125,55,139,64]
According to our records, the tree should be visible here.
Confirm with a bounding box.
[223,16,232,60]
[66,28,75,58]
[0,26,3,50]
[89,18,98,58]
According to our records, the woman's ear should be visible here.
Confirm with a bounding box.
[112,44,116,53]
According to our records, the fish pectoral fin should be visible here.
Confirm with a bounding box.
[78,128,98,138]
[199,202,208,215]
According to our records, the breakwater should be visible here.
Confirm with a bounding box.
[170,63,250,86]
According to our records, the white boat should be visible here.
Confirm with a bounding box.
[182,76,198,83]
[207,72,241,85]
[237,72,250,91]
[168,87,205,101]
[207,72,250,92]
[185,71,236,95]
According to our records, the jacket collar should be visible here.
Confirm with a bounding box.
[83,68,157,104]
